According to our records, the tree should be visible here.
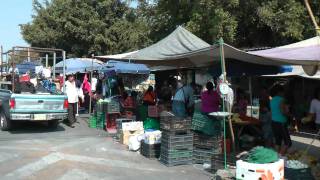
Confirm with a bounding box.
[136,0,318,48]
[21,0,151,57]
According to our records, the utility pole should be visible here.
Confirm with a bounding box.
[304,0,320,35]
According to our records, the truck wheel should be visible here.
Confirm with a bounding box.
[48,120,59,129]
[0,112,11,131]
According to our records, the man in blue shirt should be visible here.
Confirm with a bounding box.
[172,80,194,118]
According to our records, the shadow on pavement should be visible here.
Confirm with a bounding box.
[8,121,65,134]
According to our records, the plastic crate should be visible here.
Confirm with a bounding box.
[192,112,222,136]
[160,152,193,167]
[160,115,191,132]
[162,132,193,142]
[193,148,222,164]
[284,167,315,180]
[96,112,105,129]
[96,102,104,112]
[211,154,236,173]
[193,132,222,150]
[160,148,193,158]
[161,133,193,150]
[161,139,193,150]
[140,141,161,159]
[89,116,97,128]
[107,101,120,113]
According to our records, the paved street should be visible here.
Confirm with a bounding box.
[0,117,212,180]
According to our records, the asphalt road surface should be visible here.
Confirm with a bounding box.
[0,117,212,180]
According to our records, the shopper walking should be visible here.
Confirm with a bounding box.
[64,74,84,128]
[270,84,291,155]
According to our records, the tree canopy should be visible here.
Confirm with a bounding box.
[21,0,319,57]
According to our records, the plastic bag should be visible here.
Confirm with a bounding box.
[143,117,160,130]
[128,135,141,151]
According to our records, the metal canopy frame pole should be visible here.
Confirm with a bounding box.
[219,38,228,169]
[45,54,49,68]
[53,52,56,78]
[89,54,94,115]
[63,51,66,94]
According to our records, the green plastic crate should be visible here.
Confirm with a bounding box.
[192,112,222,136]
[89,116,97,128]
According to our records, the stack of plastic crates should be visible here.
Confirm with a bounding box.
[96,112,105,129]
[89,116,97,128]
[159,113,193,166]
[193,132,222,164]
[140,140,161,159]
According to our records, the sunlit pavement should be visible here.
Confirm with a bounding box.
[0,117,211,180]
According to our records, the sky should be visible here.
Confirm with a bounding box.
[0,0,33,52]
[0,0,138,52]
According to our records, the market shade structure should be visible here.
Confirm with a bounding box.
[96,26,320,71]
[55,58,105,74]
[263,65,320,79]
[100,60,150,74]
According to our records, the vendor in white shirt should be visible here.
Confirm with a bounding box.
[309,87,320,131]
[64,74,84,128]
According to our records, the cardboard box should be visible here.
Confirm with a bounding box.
[122,121,143,131]
[120,130,144,145]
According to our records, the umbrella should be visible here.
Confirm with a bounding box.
[55,58,105,75]
[100,60,150,74]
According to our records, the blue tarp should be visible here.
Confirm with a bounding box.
[100,60,150,74]
[16,61,42,74]
[55,58,105,74]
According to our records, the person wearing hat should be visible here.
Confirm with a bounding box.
[64,74,84,128]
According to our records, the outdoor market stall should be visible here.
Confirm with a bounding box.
[89,61,152,135]
[97,26,320,178]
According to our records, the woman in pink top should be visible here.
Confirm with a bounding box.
[201,82,220,113]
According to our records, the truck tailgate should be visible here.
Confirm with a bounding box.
[11,94,68,113]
